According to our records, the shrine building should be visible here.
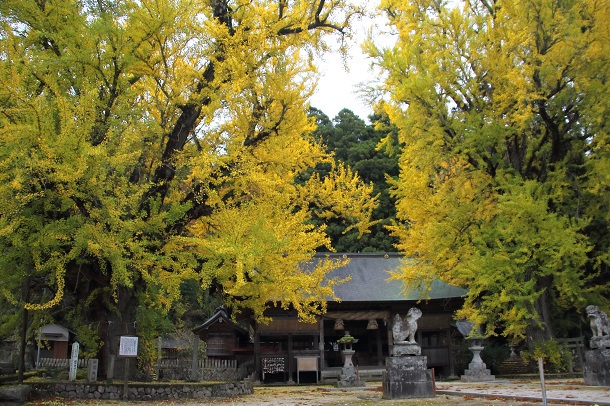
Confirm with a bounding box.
[193,252,466,383]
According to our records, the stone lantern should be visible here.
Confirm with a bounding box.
[456,320,495,382]
[337,331,357,367]
[336,331,360,387]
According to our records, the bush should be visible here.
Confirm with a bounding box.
[522,340,571,373]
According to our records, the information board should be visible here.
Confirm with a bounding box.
[119,336,139,357]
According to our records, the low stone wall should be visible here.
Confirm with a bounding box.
[157,366,251,381]
[32,381,253,401]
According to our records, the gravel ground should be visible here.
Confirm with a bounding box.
[22,378,610,406]
[25,382,582,406]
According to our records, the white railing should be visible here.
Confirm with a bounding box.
[40,357,237,370]
[199,358,237,369]
[38,358,89,369]
[156,358,237,369]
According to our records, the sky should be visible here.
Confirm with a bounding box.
[308,2,393,123]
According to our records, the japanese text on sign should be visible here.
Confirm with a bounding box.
[119,336,138,357]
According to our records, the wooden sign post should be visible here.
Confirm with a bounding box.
[119,336,138,400]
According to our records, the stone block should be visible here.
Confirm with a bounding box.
[382,355,434,399]
[591,337,610,350]
[461,370,496,382]
[0,385,31,403]
[392,342,421,356]
[584,348,610,386]
[386,355,428,370]
[383,378,435,399]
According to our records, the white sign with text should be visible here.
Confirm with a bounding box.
[69,342,79,381]
[119,336,138,357]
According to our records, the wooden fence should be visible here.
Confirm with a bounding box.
[156,358,237,369]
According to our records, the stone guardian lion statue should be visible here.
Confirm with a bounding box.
[392,307,423,343]
[586,305,610,337]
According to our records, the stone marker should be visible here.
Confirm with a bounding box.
[583,305,610,386]
[382,308,434,399]
[88,358,99,383]
[69,342,79,382]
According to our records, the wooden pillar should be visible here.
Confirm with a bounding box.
[287,334,294,383]
[254,332,261,382]
[190,333,199,381]
[376,326,383,366]
[387,319,393,357]
[319,318,325,370]
[447,329,455,377]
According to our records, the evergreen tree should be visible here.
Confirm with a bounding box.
[309,107,400,252]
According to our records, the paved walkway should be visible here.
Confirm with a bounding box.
[436,379,610,405]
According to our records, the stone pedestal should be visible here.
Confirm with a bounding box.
[392,342,421,357]
[590,337,610,350]
[461,342,495,382]
[382,355,434,399]
[383,344,433,399]
[336,366,358,387]
[584,338,610,386]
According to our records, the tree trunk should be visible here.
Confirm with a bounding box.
[17,277,31,384]
[526,275,554,350]
[97,286,139,381]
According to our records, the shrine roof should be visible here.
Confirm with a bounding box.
[192,306,249,337]
[311,252,467,302]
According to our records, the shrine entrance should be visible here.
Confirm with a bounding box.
[254,317,319,383]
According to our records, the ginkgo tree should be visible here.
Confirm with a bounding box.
[369,0,610,344]
[0,0,376,377]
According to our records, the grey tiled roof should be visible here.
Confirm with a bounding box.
[192,306,248,336]
[314,253,467,302]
